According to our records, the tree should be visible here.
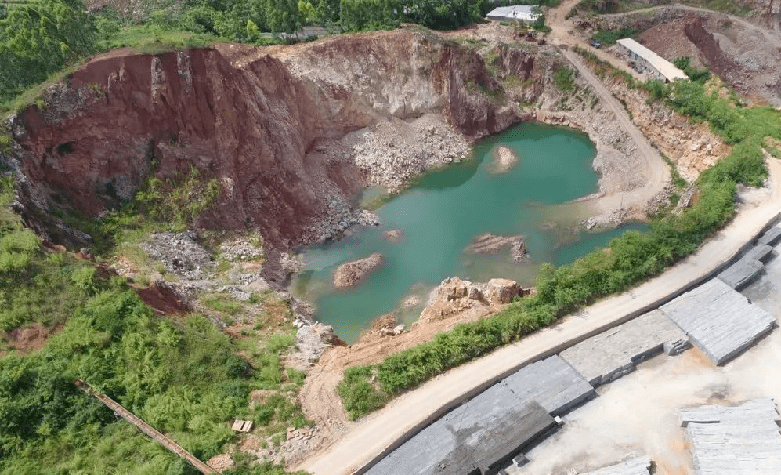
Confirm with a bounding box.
[0,0,96,103]
[264,0,303,33]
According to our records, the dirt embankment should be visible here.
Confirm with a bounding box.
[591,6,781,106]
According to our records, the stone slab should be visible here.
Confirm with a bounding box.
[660,279,776,365]
[758,226,781,246]
[366,396,555,475]
[680,398,781,475]
[718,256,765,290]
[579,456,651,475]
[501,355,596,416]
[744,244,774,263]
[560,310,689,387]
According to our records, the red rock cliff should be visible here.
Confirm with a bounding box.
[9,30,534,252]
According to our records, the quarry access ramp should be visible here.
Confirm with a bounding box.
[300,158,781,475]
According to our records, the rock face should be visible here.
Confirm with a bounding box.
[7,29,534,255]
[490,146,519,173]
[465,233,528,262]
[333,253,384,289]
[419,276,525,323]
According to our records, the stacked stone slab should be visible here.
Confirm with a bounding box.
[718,227,778,290]
[560,310,689,387]
[365,356,594,475]
[578,456,652,475]
[501,356,596,415]
[758,226,781,246]
[718,256,765,290]
[680,398,781,474]
[660,279,775,365]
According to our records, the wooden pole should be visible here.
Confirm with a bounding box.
[74,379,215,474]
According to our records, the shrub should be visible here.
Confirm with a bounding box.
[553,66,575,91]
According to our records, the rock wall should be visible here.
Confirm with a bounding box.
[8,30,533,253]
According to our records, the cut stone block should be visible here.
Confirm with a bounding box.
[744,244,774,263]
[680,398,781,475]
[660,279,776,365]
[718,256,765,290]
[560,310,689,387]
[501,355,596,415]
[758,226,781,246]
[366,397,555,475]
[579,456,652,475]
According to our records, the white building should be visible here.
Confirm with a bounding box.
[486,5,540,23]
[616,38,688,82]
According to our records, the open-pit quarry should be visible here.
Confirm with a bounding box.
[5,1,781,473]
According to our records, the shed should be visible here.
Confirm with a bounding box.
[616,38,688,82]
[486,5,540,23]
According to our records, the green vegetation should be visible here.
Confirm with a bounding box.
[673,56,711,84]
[338,54,781,420]
[56,166,222,256]
[0,176,310,473]
[591,27,638,45]
[553,66,576,91]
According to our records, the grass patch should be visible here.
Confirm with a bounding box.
[591,27,638,45]
[553,66,576,91]
[100,25,221,54]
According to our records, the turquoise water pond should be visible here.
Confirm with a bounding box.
[291,122,647,342]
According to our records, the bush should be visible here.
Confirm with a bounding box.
[553,66,575,91]
[592,27,638,45]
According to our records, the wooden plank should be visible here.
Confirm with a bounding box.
[75,380,215,474]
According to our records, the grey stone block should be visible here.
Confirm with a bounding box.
[560,310,689,387]
[744,244,774,263]
[579,456,651,475]
[501,356,596,416]
[366,397,555,475]
[661,279,776,365]
[718,257,765,290]
[758,226,781,246]
[680,398,781,475]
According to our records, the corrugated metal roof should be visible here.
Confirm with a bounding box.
[487,5,540,22]
[616,38,688,82]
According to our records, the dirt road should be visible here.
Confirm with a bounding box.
[547,0,647,81]
[298,157,781,474]
[561,47,670,218]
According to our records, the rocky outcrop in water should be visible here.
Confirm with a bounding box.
[489,146,519,174]
[419,276,527,323]
[465,233,528,263]
[333,253,384,289]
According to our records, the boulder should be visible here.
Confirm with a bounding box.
[383,229,404,242]
[465,233,528,263]
[484,278,523,304]
[333,253,384,289]
[490,145,519,173]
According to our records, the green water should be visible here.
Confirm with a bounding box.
[292,122,647,342]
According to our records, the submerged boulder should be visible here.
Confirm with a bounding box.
[490,146,519,173]
[333,253,384,289]
[465,233,528,263]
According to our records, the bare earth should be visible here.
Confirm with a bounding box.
[298,153,781,474]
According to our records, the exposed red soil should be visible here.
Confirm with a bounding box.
[135,281,190,315]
